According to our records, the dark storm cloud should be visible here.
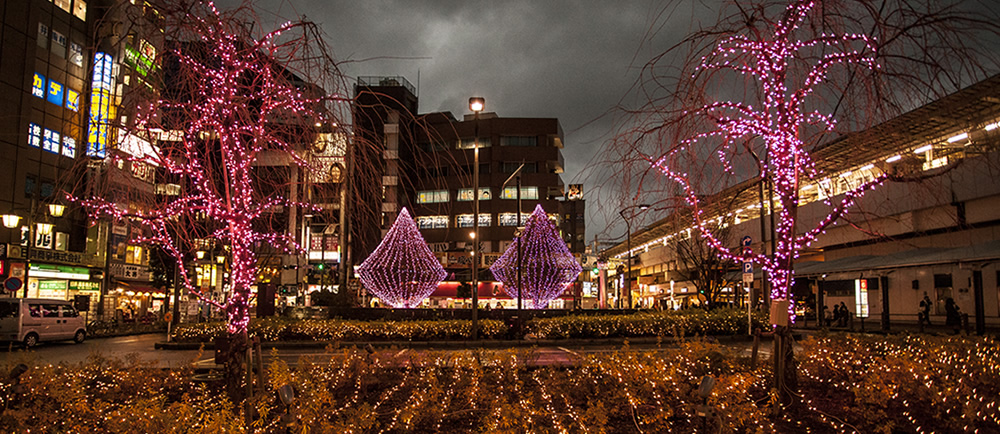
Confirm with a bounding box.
[213,0,716,240]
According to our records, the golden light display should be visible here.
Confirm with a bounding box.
[1,334,996,431]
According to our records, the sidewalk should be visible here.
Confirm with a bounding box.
[792,317,1000,337]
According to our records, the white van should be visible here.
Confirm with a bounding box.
[0,298,87,348]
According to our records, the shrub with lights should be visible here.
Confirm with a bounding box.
[172,317,508,342]
[356,208,448,308]
[490,204,583,308]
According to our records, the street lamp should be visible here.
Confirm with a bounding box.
[47,203,66,218]
[2,214,22,229]
[469,96,484,340]
[2,200,66,297]
[620,204,650,309]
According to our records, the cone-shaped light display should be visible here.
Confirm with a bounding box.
[357,208,447,308]
[491,204,582,308]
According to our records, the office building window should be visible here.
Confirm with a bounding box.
[416,215,448,229]
[54,0,71,13]
[37,23,49,48]
[40,181,55,198]
[501,186,538,200]
[457,188,492,201]
[498,213,531,227]
[457,138,491,149]
[456,214,491,228]
[501,161,536,174]
[51,30,67,57]
[417,190,449,204]
[500,136,537,147]
[24,176,37,197]
[73,0,87,20]
[69,42,84,67]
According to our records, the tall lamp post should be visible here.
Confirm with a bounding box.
[619,204,649,310]
[469,96,485,340]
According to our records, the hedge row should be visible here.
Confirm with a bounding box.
[171,308,765,342]
[525,308,768,339]
[171,317,508,342]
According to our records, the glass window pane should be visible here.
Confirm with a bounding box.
[73,0,87,20]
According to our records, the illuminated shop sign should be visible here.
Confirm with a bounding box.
[29,264,90,280]
[32,73,45,98]
[47,79,64,106]
[66,88,80,111]
[86,52,114,158]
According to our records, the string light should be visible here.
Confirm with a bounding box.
[490,204,583,308]
[650,0,885,321]
[357,208,447,308]
[73,3,332,336]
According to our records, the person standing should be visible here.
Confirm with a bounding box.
[838,302,850,327]
[831,304,841,327]
[919,293,933,325]
[945,298,962,335]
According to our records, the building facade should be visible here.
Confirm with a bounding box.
[411,110,585,308]
[0,0,105,311]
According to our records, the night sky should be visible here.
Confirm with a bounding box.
[211,0,718,244]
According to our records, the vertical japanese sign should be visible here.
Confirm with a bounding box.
[87,52,114,158]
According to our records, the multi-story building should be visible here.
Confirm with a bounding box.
[347,78,588,308]
[411,109,584,308]
[349,76,419,280]
[605,74,1000,332]
[0,0,104,309]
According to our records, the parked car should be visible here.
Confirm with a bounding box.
[0,298,87,348]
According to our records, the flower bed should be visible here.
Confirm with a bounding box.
[2,335,997,432]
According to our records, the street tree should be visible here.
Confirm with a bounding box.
[73,0,348,397]
[610,0,1000,402]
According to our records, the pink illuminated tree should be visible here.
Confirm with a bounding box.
[490,205,582,309]
[357,208,447,308]
[600,0,1000,399]
[72,0,347,393]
